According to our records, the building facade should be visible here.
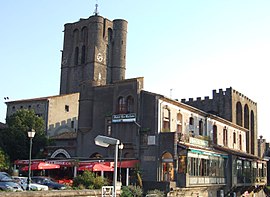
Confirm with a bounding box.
[181,88,258,156]
[5,12,267,196]
[5,93,79,157]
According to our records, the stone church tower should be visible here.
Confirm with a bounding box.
[59,13,128,94]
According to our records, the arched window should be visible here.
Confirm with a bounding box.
[199,120,203,135]
[118,97,126,114]
[81,26,88,43]
[189,117,194,126]
[81,45,86,64]
[244,104,249,129]
[161,152,174,181]
[236,102,243,126]
[127,96,134,113]
[74,47,79,65]
[233,132,236,144]
[176,112,182,133]
[108,28,113,42]
[213,125,217,144]
[89,152,103,159]
[223,127,228,146]
[73,29,79,44]
[162,108,170,132]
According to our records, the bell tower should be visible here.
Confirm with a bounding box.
[59,11,128,94]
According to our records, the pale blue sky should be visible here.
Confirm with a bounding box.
[1,1,270,139]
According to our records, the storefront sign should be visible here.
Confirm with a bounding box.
[189,137,208,147]
[112,113,136,123]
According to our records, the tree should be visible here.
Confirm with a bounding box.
[0,109,49,162]
[0,148,10,171]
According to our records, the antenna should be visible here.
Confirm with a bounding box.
[93,0,99,16]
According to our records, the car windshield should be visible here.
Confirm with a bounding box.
[0,173,13,181]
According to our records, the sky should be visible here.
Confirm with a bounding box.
[1,1,270,139]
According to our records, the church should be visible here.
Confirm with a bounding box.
[6,9,267,196]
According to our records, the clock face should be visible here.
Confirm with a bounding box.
[97,53,103,62]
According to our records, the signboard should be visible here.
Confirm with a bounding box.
[112,113,136,123]
[148,136,156,145]
[189,137,209,147]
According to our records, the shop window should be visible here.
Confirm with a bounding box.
[178,156,186,173]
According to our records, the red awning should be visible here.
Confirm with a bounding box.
[21,162,60,171]
[109,160,139,168]
[78,163,114,172]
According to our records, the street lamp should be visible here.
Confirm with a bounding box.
[27,129,35,191]
[95,135,120,197]
[119,143,124,184]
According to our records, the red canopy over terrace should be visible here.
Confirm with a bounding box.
[78,163,114,172]
[21,162,60,171]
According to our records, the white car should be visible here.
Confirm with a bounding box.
[12,176,49,191]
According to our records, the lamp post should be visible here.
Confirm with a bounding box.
[95,135,120,197]
[119,143,124,184]
[27,129,35,191]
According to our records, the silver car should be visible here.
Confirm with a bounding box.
[13,176,49,191]
[0,172,23,192]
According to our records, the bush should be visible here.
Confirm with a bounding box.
[146,189,165,197]
[73,171,108,189]
[120,186,133,197]
[120,185,143,197]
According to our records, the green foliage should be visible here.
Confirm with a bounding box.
[0,148,10,171]
[0,109,49,162]
[120,185,143,197]
[73,171,108,189]
[120,186,133,197]
[146,189,165,197]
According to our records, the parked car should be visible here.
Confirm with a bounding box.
[13,176,49,191]
[31,176,66,190]
[0,172,23,192]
